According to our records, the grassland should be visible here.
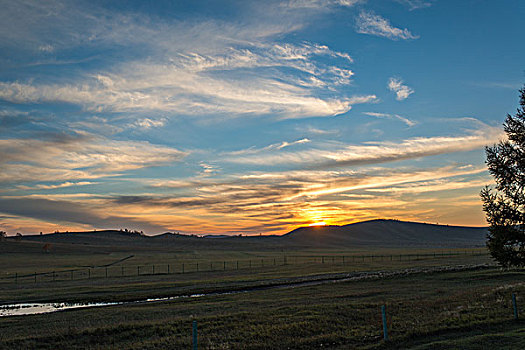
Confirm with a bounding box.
[1,242,524,349]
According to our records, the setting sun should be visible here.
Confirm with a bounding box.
[308,222,327,227]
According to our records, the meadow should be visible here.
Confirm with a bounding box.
[1,241,524,349]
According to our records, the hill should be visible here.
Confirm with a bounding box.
[283,219,488,248]
[10,230,283,252]
[7,220,488,250]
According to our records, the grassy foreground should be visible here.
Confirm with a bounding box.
[1,248,524,349]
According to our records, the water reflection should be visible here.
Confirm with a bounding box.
[0,294,209,317]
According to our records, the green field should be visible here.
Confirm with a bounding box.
[1,243,524,349]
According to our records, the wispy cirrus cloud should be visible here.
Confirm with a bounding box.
[286,0,363,9]
[298,125,340,135]
[366,178,489,194]
[0,2,369,120]
[130,117,167,130]
[0,43,366,119]
[16,181,95,191]
[227,138,311,156]
[388,77,414,100]
[225,121,503,167]
[0,133,187,183]
[363,112,416,127]
[395,0,434,11]
[356,11,419,40]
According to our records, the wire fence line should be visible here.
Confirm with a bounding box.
[1,250,490,284]
[188,291,522,349]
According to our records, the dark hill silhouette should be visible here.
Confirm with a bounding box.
[10,220,487,249]
[283,219,487,248]
[14,229,282,251]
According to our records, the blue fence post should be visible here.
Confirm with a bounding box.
[512,293,519,320]
[381,305,389,341]
[192,320,198,350]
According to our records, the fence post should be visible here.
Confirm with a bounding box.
[512,293,519,320]
[381,305,389,341]
[182,263,185,274]
[168,264,170,274]
[192,320,198,350]
[105,267,108,278]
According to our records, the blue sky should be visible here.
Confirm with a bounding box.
[0,0,523,235]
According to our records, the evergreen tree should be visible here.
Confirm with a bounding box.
[481,85,525,267]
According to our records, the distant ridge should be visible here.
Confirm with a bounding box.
[283,219,488,248]
[9,219,488,249]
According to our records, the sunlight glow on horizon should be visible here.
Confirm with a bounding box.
[0,1,519,235]
[308,222,327,227]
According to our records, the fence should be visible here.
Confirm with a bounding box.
[1,250,489,285]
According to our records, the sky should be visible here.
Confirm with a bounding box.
[0,0,523,236]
